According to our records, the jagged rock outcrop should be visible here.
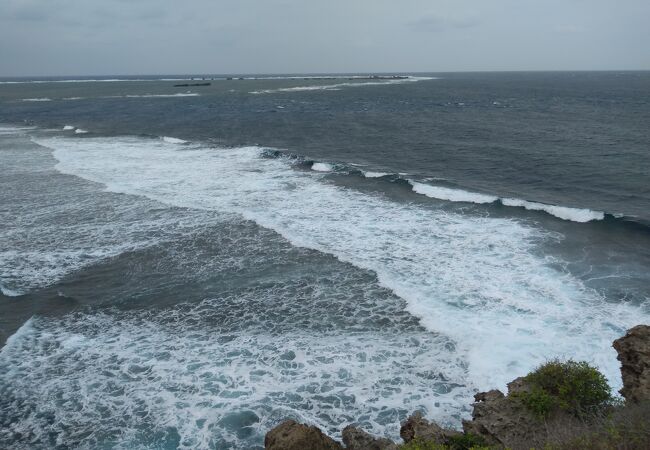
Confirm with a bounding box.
[265,420,343,450]
[613,324,650,403]
[399,411,462,445]
[461,379,571,449]
[342,425,398,450]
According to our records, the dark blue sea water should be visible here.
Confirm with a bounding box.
[1,72,649,449]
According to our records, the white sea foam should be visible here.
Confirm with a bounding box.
[120,93,199,98]
[0,78,191,84]
[311,162,334,172]
[245,75,427,80]
[62,125,75,131]
[36,135,649,395]
[409,181,499,204]
[74,129,88,134]
[17,93,198,102]
[0,283,21,297]
[0,125,36,136]
[410,181,606,222]
[501,198,605,222]
[250,77,434,94]
[0,312,465,448]
[162,136,188,144]
[0,133,225,296]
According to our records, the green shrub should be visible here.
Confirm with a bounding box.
[447,432,489,449]
[399,439,449,450]
[517,359,612,418]
[399,434,491,450]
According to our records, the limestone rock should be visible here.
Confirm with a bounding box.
[613,325,650,403]
[342,425,398,450]
[462,381,554,449]
[399,411,462,445]
[265,420,343,450]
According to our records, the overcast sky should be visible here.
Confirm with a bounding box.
[1,0,649,76]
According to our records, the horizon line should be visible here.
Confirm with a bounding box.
[2,69,650,79]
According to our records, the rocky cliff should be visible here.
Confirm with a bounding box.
[613,325,650,404]
[265,325,650,449]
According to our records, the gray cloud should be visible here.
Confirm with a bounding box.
[409,13,480,33]
[0,0,648,76]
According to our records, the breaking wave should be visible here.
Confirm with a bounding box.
[33,134,648,394]
[410,181,604,223]
[409,181,499,204]
[268,151,609,224]
[501,197,605,222]
[250,77,434,94]
[311,162,334,172]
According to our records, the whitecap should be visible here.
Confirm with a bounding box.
[161,136,188,144]
[501,198,605,222]
[74,129,88,134]
[21,98,51,102]
[62,125,75,131]
[409,181,499,204]
[311,162,334,172]
[362,171,389,178]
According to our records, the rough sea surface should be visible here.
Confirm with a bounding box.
[1,72,649,449]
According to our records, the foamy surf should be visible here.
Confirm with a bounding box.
[0,284,21,297]
[0,311,464,448]
[62,125,75,131]
[74,129,88,134]
[21,98,51,102]
[0,133,227,296]
[35,135,649,395]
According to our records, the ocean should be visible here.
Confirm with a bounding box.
[1,72,649,449]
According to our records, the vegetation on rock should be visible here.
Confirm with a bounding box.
[515,359,612,418]
[399,436,491,450]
